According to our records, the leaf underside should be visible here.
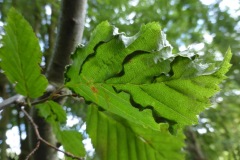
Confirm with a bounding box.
[0,8,48,98]
[87,105,185,160]
[65,21,231,159]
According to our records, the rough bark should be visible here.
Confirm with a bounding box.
[30,0,87,160]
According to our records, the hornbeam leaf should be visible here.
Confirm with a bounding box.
[56,130,86,159]
[36,100,67,123]
[36,101,86,157]
[65,21,231,127]
[0,8,48,98]
[87,105,185,160]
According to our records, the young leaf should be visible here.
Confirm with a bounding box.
[56,130,86,159]
[65,21,231,127]
[0,8,48,98]
[87,105,185,160]
[36,100,67,123]
[35,101,86,157]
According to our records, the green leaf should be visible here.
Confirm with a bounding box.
[65,21,231,126]
[0,8,48,98]
[65,21,231,159]
[35,101,86,157]
[36,100,66,123]
[56,130,86,159]
[66,22,170,130]
[65,21,116,82]
[87,105,185,160]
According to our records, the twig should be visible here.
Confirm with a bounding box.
[31,94,74,106]
[21,107,84,160]
[0,85,69,111]
[0,94,23,111]
[31,96,51,106]
[25,141,40,160]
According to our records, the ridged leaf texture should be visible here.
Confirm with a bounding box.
[0,8,48,98]
[87,105,185,160]
[65,21,231,159]
[35,101,86,158]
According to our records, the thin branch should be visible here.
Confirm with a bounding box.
[0,85,70,111]
[0,93,74,111]
[21,107,84,160]
[0,94,49,111]
[31,96,51,106]
[0,94,23,111]
[31,94,77,106]
[0,85,57,111]
[25,141,40,160]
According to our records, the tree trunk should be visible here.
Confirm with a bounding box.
[185,127,206,160]
[46,0,87,85]
[0,75,9,160]
[0,109,10,159]
[29,0,87,160]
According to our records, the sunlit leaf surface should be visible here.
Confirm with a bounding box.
[65,21,231,159]
[0,8,48,98]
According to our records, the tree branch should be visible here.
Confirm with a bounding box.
[21,107,84,160]
[25,141,40,160]
[0,85,58,111]
[0,87,77,111]
[0,95,24,111]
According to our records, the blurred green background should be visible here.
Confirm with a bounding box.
[0,0,239,159]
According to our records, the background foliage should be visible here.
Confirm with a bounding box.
[0,0,239,159]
